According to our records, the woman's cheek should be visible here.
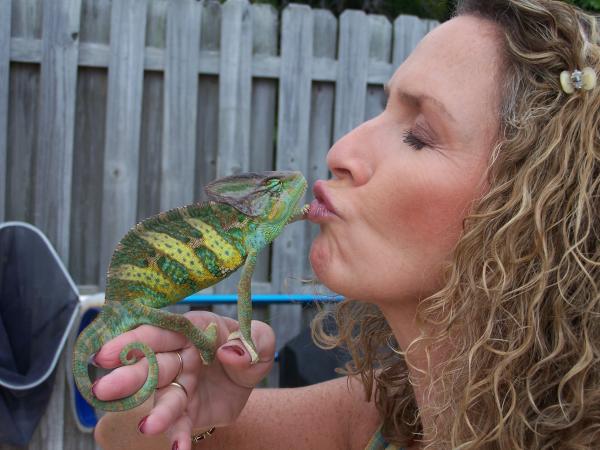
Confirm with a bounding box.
[309,235,330,279]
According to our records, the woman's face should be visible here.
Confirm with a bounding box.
[308,15,503,306]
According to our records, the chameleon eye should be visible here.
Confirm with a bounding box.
[264,178,282,192]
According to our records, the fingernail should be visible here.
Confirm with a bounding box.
[171,441,179,450]
[138,415,149,434]
[89,351,101,368]
[91,376,103,398]
[222,344,245,357]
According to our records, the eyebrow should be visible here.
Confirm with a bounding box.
[383,82,457,123]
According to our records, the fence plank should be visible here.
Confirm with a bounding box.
[194,0,220,199]
[137,0,167,222]
[269,4,314,357]
[392,15,429,68]
[365,14,392,121]
[32,0,81,265]
[5,3,40,232]
[216,0,252,178]
[160,0,201,316]
[305,9,337,277]
[300,8,338,329]
[249,3,278,287]
[160,0,201,210]
[213,0,253,317]
[334,10,369,141]
[0,0,11,221]
[69,0,110,288]
[98,0,147,288]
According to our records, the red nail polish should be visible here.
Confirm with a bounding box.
[222,345,245,356]
[138,415,149,434]
[171,441,179,450]
[91,376,103,398]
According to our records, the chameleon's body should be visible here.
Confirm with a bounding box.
[72,171,308,411]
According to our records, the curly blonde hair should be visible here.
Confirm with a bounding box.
[312,1,600,448]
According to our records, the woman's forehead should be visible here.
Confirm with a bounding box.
[389,16,503,144]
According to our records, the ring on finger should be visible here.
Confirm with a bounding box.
[174,350,184,379]
[168,380,188,400]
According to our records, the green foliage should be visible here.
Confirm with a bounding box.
[569,0,600,10]
[251,0,599,20]
[252,0,453,20]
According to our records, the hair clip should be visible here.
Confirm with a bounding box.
[560,67,597,94]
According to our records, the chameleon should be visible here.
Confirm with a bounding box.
[72,171,308,411]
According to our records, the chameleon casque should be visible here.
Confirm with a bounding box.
[72,171,308,411]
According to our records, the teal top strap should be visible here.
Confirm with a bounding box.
[364,425,404,450]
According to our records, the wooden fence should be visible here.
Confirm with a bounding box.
[0,0,437,448]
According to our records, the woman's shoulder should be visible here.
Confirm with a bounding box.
[331,376,394,450]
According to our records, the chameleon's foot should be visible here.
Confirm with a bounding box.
[198,322,218,365]
[287,204,310,224]
[227,330,259,364]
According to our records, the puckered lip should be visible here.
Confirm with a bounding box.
[307,180,339,222]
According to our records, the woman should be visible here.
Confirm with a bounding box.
[93,0,600,448]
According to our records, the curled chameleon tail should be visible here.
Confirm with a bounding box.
[72,303,161,411]
[72,171,308,411]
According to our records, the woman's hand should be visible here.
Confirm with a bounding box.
[91,311,275,450]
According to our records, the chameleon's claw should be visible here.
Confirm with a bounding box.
[227,330,259,364]
[287,204,310,224]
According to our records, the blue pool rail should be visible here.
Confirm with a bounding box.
[179,293,343,305]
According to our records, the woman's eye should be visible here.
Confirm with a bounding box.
[402,129,428,150]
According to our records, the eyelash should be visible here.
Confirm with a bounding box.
[402,129,428,150]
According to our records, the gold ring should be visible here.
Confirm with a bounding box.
[168,381,188,399]
[192,426,216,443]
[174,350,184,379]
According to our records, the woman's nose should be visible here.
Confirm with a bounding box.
[326,120,375,186]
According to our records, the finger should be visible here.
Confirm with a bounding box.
[217,320,275,389]
[94,325,188,368]
[139,371,196,435]
[166,414,195,450]
[92,350,195,401]
[95,311,225,368]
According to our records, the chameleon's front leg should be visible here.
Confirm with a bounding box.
[228,251,259,363]
[288,204,310,224]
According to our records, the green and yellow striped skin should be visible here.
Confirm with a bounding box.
[72,171,308,412]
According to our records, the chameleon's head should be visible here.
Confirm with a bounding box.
[205,171,307,226]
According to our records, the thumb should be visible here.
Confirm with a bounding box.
[217,320,275,389]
